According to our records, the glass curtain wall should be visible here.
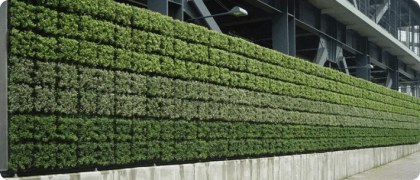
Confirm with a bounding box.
[349,0,420,57]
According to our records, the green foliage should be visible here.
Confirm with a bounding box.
[8,143,34,171]
[174,20,209,44]
[8,56,34,84]
[33,116,57,142]
[115,26,132,48]
[9,115,34,143]
[149,10,173,36]
[58,12,79,38]
[130,29,148,53]
[32,117,58,169]
[34,86,57,113]
[79,66,114,93]
[79,117,115,165]
[79,15,115,43]
[133,53,162,73]
[36,6,58,34]
[75,41,98,65]
[97,0,115,21]
[97,93,115,116]
[8,114,420,170]
[113,2,132,26]
[115,119,133,164]
[10,29,36,58]
[97,45,115,67]
[59,0,80,13]
[10,1,36,29]
[115,71,147,94]
[57,63,79,89]
[35,0,60,8]
[132,6,149,30]
[57,143,78,168]
[8,84,33,113]
[209,30,230,50]
[57,89,78,114]
[34,61,56,86]
[7,2,420,172]
[174,39,208,62]
[115,49,133,70]
[35,35,58,61]
[80,90,97,115]
[146,32,174,56]
[58,37,78,61]
[57,117,81,142]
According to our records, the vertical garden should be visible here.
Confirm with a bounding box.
[7,0,420,172]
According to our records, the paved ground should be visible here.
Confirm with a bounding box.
[344,151,420,180]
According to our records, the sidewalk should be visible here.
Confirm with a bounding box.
[344,151,420,180]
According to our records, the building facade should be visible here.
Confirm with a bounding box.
[141,0,420,97]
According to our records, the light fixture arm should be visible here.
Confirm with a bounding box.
[186,12,231,22]
[186,6,248,22]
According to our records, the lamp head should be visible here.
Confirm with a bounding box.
[229,6,248,17]
[366,64,374,69]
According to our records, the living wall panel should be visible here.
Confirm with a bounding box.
[6,0,420,173]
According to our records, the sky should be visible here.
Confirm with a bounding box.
[416,0,420,5]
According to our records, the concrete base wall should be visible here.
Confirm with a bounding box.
[5,143,420,180]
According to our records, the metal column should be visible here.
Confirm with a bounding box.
[387,56,399,90]
[272,0,296,56]
[0,0,8,172]
[356,37,370,81]
[148,0,183,20]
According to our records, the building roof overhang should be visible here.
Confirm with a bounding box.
[308,0,420,72]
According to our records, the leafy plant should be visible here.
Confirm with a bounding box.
[58,37,78,62]
[8,56,34,84]
[58,12,79,38]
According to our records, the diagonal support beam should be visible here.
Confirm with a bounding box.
[352,0,358,9]
[386,72,393,88]
[186,0,222,32]
[314,37,328,66]
[336,46,349,74]
[370,0,390,23]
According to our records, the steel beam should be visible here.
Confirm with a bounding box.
[399,68,416,80]
[314,37,328,66]
[352,0,357,9]
[370,0,390,23]
[336,45,349,74]
[356,37,370,81]
[272,15,296,56]
[221,17,272,27]
[148,0,169,16]
[370,57,388,70]
[240,0,282,14]
[187,0,222,32]
[289,16,296,56]
[388,56,399,90]
[386,73,393,88]
[148,0,183,20]
[272,14,288,54]
[0,0,8,172]
[272,1,295,56]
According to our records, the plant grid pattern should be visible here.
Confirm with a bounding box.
[7,0,420,172]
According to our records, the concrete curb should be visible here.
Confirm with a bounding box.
[5,143,420,180]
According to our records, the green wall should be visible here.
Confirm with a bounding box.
[7,0,420,171]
